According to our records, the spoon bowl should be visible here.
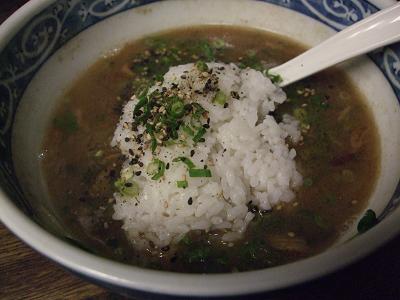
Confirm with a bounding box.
[271,2,400,87]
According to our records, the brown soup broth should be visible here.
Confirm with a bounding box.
[41,26,380,273]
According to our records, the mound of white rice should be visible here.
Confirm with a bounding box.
[111,62,302,249]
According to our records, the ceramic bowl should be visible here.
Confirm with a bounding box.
[1,0,400,298]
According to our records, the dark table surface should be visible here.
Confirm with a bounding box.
[1,1,400,299]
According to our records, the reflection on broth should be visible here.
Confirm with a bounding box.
[41,26,379,273]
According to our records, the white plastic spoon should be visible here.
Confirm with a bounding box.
[270,3,400,87]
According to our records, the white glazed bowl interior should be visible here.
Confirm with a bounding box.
[1,0,400,297]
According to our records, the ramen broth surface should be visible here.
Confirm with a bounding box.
[41,26,379,273]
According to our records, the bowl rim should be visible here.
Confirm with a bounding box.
[0,0,399,297]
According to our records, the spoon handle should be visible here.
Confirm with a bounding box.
[270,3,400,87]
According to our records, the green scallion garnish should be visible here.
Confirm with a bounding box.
[195,60,208,72]
[152,159,166,180]
[182,124,195,136]
[114,178,140,197]
[147,159,165,180]
[191,103,206,120]
[177,180,188,188]
[212,91,227,105]
[189,168,212,177]
[170,98,185,118]
[173,157,196,169]
[357,209,378,233]
[133,94,148,116]
[193,127,206,143]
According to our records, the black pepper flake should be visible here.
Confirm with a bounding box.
[131,158,138,164]
[188,197,193,205]
[190,150,195,157]
[204,165,208,169]
[166,163,170,170]
[202,124,210,129]
[231,91,240,99]
[125,137,130,142]
[223,103,229,108]
[128,149,134,155]
[125,182,133,187]
[207,118,210,124]
[135,171,142,176]
[138,161,144,167]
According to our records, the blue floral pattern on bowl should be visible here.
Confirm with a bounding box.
[0,0,399,218]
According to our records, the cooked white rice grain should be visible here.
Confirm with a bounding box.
[111,62,302,249]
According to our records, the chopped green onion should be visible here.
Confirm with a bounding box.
[144,124,158,153]
[173,157,196,169]
[147,161,159,175]
[193,127,206,143]
[189,168,212,177]
[266,71,283,84]
[151,136,157,153]
[170,99,185,118]
[114,178,140,197]
[177,180,188,189]
[133,94,148,116]
[195,60,208,72]
[268,74,283,84]
[198,41,215,61]
[293,108,308,123]
[212,91,227,105]
[357,209,377,233]
[149,159,165,180]
[211,38,226,49]
[145,123,154,134]
[191,103,206,121]
[182,124,195,136]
